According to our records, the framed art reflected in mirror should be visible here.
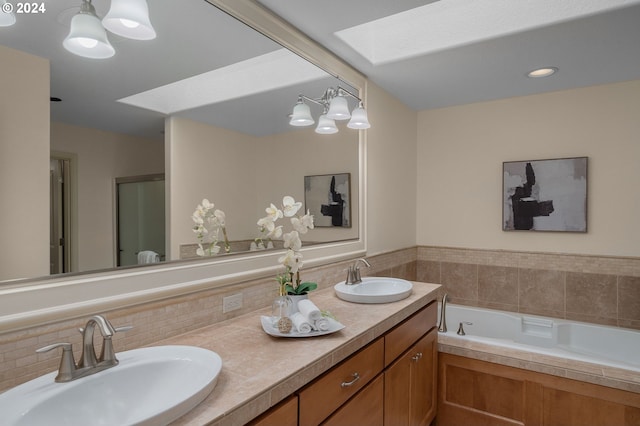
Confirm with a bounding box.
[304,173,351,228]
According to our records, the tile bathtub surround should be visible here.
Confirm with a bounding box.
[418,246,640,330]
[0,248,416,393]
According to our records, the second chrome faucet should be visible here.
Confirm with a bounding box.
[345,258,371,285]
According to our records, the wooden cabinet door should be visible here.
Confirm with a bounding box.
[410,328,437,426]
[385,329,437,426]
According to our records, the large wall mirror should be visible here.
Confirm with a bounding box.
[0,0,364,286]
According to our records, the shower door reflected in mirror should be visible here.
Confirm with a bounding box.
[116,175,166,267]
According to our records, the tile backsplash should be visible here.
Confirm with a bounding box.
[1,245,638,393]
[417,246,640,330]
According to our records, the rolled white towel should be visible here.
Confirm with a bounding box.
[291,312,312,334]
[297,299,322,322]
[314,317,330,331]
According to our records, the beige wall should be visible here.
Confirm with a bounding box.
[51,122,164,272]
[166,116,259,259]
[366,82,418,255]
[166,116,360,260]
[417,80,640,257]
[0,46,50,281]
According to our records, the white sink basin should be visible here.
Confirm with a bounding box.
[334,277,413,304]
[0,345,222,426]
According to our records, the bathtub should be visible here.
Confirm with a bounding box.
[438,304,640,373]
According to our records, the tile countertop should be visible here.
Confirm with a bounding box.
[161,281,441,426]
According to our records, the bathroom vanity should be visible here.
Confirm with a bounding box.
[157,281,440,425]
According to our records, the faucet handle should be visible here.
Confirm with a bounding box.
[36,342,73,353]
[36,342,77,382]
[100,325,132,364]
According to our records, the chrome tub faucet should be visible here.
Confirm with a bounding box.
[438,293,448,333]
[36,314,131,383]
[345,258,371,285]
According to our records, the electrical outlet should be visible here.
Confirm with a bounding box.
[223,293,243,313]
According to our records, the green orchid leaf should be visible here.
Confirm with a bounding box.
[296,282,317,294]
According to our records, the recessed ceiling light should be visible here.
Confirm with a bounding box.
[527,67,558,78]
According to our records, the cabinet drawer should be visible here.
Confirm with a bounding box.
[322,374,384,426]
[384,301,437,366]
[299,338,384,426]
[248,395,298,426]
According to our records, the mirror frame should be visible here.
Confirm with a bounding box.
[0,0,368,333]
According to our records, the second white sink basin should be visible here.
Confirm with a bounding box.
[0,345,222,426]
[334,277,413,304]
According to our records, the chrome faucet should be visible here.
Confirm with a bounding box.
[438,293,448,333]
[36,314,131,383]
[78,315,116,368]
[345,258,371,285]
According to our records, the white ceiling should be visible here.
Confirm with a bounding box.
[2,0,640,139]
[258,0,640,110]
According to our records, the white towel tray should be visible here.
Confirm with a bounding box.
[260,315,345,338]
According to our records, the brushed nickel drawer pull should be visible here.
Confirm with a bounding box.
[341,372,360,387]
[412,352,423,361]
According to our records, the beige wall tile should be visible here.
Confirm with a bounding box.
[566,272,617,323]
[618,276,640,322]
[478,265,518,306]
[441,262,477,303]
[417,260,440,284]
[518,269,565,317]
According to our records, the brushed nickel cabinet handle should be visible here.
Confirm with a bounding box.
[341,372,360,387]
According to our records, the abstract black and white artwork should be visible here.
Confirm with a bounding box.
[503,157,587,232]
[304,173,351,228]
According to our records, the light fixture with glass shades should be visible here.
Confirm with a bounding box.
[289,86,370,134]
[62,0,156,59]
[63,0,116,59]
[102,0,156,40]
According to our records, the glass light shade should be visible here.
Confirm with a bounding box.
[102,0,156,40]
[315,115,338,134]
[63,12,115,59]
[0,1,16,27]
[326,96,351,120]
[347,106,371,129]
[289,102,314,126]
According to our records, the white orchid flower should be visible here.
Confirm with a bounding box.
[290,217,306,234]
[301,210,314,229]
[282,196,302,217]
[291,210,314,234]
[283,230,302,251]
[265,203,283,221]
[214,209,226,226]
[257,216,275,231]
[278,249,303,273]
[192,213,204,224]
[266,225,283,239]
[201,199,214,210]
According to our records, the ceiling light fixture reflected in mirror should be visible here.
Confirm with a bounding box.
[289,86,370,133]
[63,0,115,59]
[62,0,155,59]
[102,0,156,40]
